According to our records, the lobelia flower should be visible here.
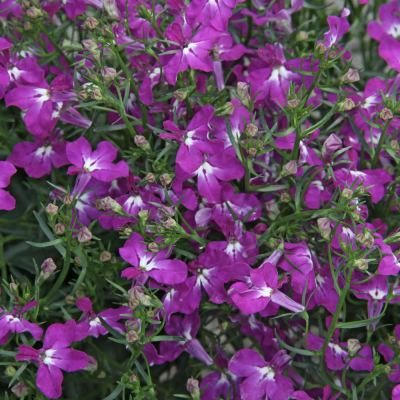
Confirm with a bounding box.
[367,0,400,43]
[163,22,221,85]
[227,262,305,316]
[7,129,69,178]
[0,301,43,344]
[15,319,88,399]
[173,150,245,204]
[66,137,129,195]
[379,38,400,72]
[5,74,92,138]
[228,348,294,400]
[377,325,400,383]
[306,317,374,372]
[322,8,350,48]
[120,232,188,285]
[76,297,130,338]
[0,161,17,211]
[159,105,224,173]
[0,38,44,99]
[159,310,213,365]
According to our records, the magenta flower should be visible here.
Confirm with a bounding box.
[7,129,69,178]
[228,348,294,400]
[378,325,400,382]
[120,232,187,285]
[160,105,224,173]
[379,38,400,72]
[76,297,130,338]
[367,1,400,43]
[15,320,88,399]
[164,22,220,85]
[322,8,350,48]
[159,310,213,365]
[228,262,305,316]
[0,301,43,344]
[0,161,17,211]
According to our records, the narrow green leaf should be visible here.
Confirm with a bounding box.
[103,385,123,400]
[275,330,315,356]
[150,335,186,342]
[99,317,126,340]
[8,362,28,387]
[26,238,66,248]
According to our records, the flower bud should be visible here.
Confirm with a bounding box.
[76,289,85,299]
[129,298,139,309]
[145,173,155,183]
[315,43,327,54]
[9,282,18,294]
[341,68,360,84]
[210,43,221,60]
[237,82,249,99]
[95,198,104,210]
[26,6,42,18]
[100,251,112,262]
[78,227,92,243]
[354,259,368,271]
[280,193,291,203]
[24,21,32,30]
[265,201,279,221]
[134,135,150,151]
[322,133,342,156]
[86,17,99,30]
[157,205,176,220]
[128,286,152,306]
[5,366,17,377]
[338,98,355,111]
[328,50,337,59]
[317,217,331,240]
[46,203,58,215]
[101,25,111,36]
[11,382,28,397]
[187,378,200,400]
[63,195,73,205]
[84,355,98,372]
[389,336,397,344]
[160,173,172,186]
[129,374,138,383]
[91,88,103,101]
[54,223,66,235]
[282,160,297,177]
[355,232,374,249]
[148,242,159,252]
[41,258,57,275]
[245,123,258,137]
[147,310,155,317]
[138,209,149,221]
[125,320,140,331]
[124,227,133,236]
[380,108,393,121]
[78,90,88,101]
[82,38,98,52]
[102,0,122,20]
[163,217,177,229]
[248,148,257,156]
[385,365,391,373]
[101,196,122,213]
[126,330,139,342]
[347,339,361,355]
[173,90,187,102]
[391,140,399,150]
[65,295,75,304]
[219,102,235,115]
[101,66,117,81]
[287,99,299,109]
[342,188,353,200]
[22,1,30,10]
[296,31,308,42]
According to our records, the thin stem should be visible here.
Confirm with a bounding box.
[372,121,390,169]
[0,234,6,302]
[41,24,71,65]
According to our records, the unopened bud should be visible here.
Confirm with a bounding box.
[389,336,397,344]
[125,320,140,331]
[328,50,337,59]
[315,43,327,54]
[187,378,200,400]
[248,148,257,156]
[78,90,88,101]
[24,21,32,30]
[138,209,149,221]
[296,31,308,42]
[147,310,155,317]
[102,196,122,213]
[145,173,155,183]
[26,6,42,18]
[5,366,17,377]
[41,258,57,275]
[101,25,111,35]
[76,289,85,299]
[100,251,112,262]
[134,135,150,151]
[354,259,368,271]
[355,232,374,249]
[391,140,399,150]
[173,90,187,102]
[124,227,133,236]
[219,101,235,115]
[380,108,393,121]
[338,98,355,111]
[84,355,98,372]
[341,69,360,84]
[280,193,291,203]
[265,201,279,221]
[82,38,98,52]
[46,203,58,215]
[287,99,299,109]
[55,223,66,235]
[282,160,297,177]
[129,298,139,309]
[126,330,139,342]
[129,374,138,383]
[102,0,122,20]
[347,339,361,355]
[385,365,391,373]
[101,66,117,81]
[9,282,18,293]
[163,217,177,229]
[63,195,73,205]
[322,133,342,156]
[148,242,158,252]
[237,82,249,99]
[78,227,92,243]
[86,17,99,30]
[342,188,353,199]
[160,173,172,186]
[318,217,331,240]
[11,382,28,397]
[91,88,103,101]
[245,123,258,137]
[65,295,75,304]
[21,1,30,10]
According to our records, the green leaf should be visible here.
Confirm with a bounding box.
[337,314,384,329]
[250,184,289,192]
[0,350,17,357]
[275,330,315,356]
[150,335,186,342]
[103,385,123,400]
[9,362,28,388]
[295,165,318,211]
[106,279,128,295]
[348,117,372,156]
[99,317,126,340]
[225,116,243,164]
[26,238,66,248]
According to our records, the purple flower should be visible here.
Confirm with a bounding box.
[0,301,43,344]
[379,38,400,72]
[160,105,224,173]
[76,297,130,338]
[159,310,213,365]
[7,129,69,178]
[378,325,400,382]
[228,348,294,400]
[0,161,16,211]
[164,22,220,85]
[322,8,350,48]
[368,1,400,43]
[228,262,305,316]
[15,320,88,399]
[120,232,187,285]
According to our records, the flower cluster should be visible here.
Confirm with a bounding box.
[1,0,400,399]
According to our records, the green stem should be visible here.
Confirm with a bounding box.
[292,121,302,161]
[372,121,390,169]
[39,233,71,306]
[0,234,5,302]
[41,24,71,65]
[303,67,323,104]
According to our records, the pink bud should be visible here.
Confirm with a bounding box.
[134,135,150,151]
[322,133,342,156]
[381,108,393,121]
[317,217,331,240]
[11,382,28,397]
[341,68,360,84]
[101,66,117,81]
[100,251,112,262]
[41,258,57,275]
[282,160,297,176]
[55,223,66,235]
[126,330,139,342]
[86,17,99,30]
[78,227,92,243]
[145,172,155,183]
[159,173,172,186]
[45,203,58,215]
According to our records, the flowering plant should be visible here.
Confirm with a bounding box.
[1,0,400,399]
